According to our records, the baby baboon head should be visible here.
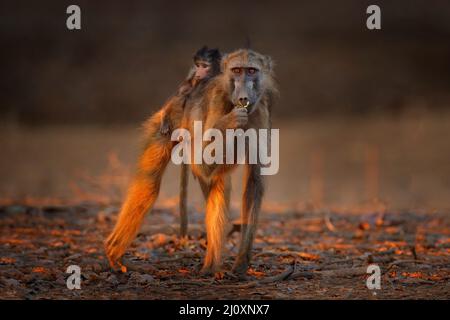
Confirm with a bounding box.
[192,46,222,82]
[221,49,274,114]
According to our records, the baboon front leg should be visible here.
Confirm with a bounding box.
[201,176,230,274]
[105,135,172,270]
[232,164,264,275]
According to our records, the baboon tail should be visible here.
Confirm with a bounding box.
[179,163,189,237]
[105,138,172,269]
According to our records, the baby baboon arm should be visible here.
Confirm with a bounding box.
[160,111,171,135]
[177,80,193,96]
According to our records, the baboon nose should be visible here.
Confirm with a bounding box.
[239,97,249,105]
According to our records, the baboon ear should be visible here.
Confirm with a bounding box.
[264,55,274,72]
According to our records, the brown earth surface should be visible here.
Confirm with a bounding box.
[0,203,448,299]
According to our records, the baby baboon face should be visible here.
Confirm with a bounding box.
[192,46,222,84]
[223,49,273,113]
[194,60,211,81]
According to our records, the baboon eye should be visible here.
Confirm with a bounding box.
[248,68,257,74]
[231,68,241,74]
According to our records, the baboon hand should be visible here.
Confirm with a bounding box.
[160,120,171,135]
[229,107,248,129]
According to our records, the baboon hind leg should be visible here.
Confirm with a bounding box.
[201,176,231,274]
[232,164,264,275]
[179,167,222,238]
[197,176,230,202]
[105,132,173,270]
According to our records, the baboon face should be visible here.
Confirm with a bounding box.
[222,49,273,113]
[194,60,212,81]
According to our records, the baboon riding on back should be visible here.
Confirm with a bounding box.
[105,48,278,276]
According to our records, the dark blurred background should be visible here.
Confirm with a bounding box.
[1,1,450,211]
[1,0,450,124]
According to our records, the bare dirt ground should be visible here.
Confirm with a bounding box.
[0,203,449,299]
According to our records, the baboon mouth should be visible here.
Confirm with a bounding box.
[236,101,251,109]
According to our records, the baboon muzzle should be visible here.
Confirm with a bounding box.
[237,99,250,109]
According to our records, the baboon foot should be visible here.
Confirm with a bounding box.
[106,257,127,273]
[104,240,127,273]
[199,266,215,277]
[232,257,250,277]
[105,253,127,273]
[200,268,227,281]
[222,270,247,281]
[200,261,221,277]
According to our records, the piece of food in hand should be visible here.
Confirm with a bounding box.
[236,101,250,110]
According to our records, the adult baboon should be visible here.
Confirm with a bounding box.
[105,49,278,275]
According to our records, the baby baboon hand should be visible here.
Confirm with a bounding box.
[160,120,171,135]
[229,107,248,128]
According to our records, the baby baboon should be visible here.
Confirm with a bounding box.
[159,46,221,135]
[105,49,278,276]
